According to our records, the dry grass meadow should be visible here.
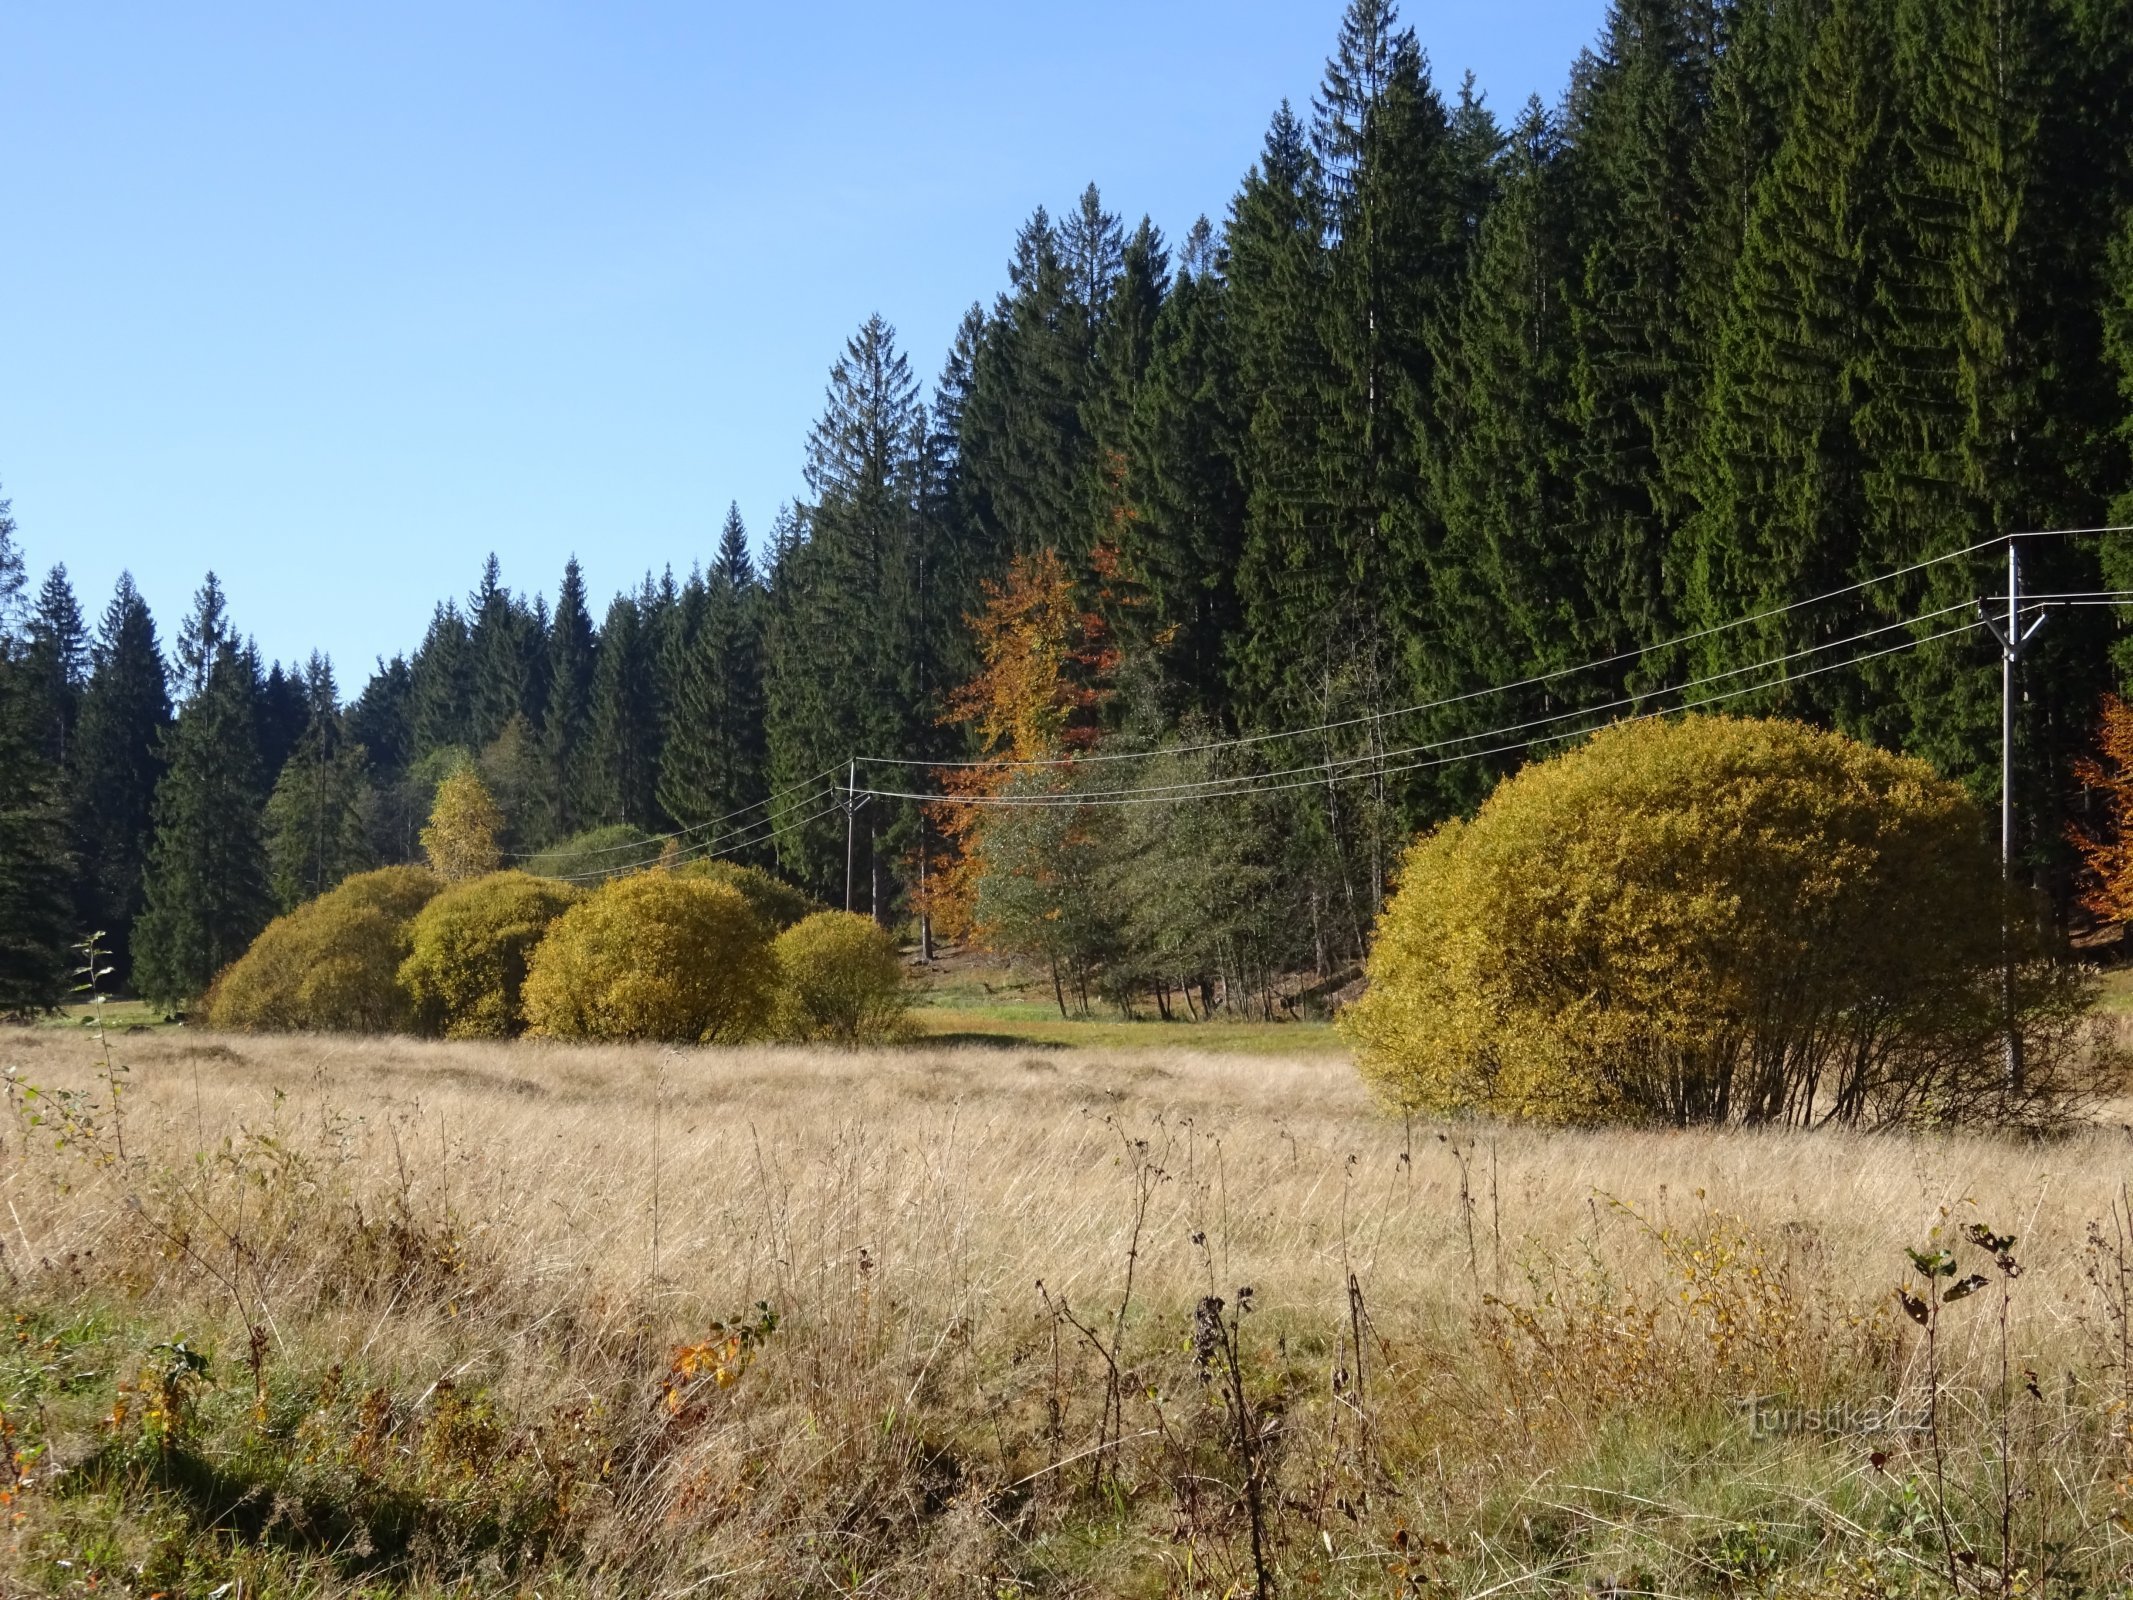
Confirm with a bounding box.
[4,1023,2133,1597]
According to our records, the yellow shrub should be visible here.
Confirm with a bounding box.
[522,872,774,1044]
[1342,714,2096,1129]
[674,859,824,932]
[771,911,909,1044]
[399,871,580,1038]
[207,866,441,1033]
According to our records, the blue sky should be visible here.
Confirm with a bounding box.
[3,1,1608,682]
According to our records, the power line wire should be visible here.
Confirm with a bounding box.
[503,764,843,864]
[862,612,1991,809]
[552,784,839,882]
[861,523,2128,774]
[861,599,1982,808]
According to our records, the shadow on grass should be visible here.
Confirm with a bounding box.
[912,1030,1071,1051]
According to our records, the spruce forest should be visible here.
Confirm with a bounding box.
[5,0,2133,1018]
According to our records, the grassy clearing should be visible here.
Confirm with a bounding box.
[3,1026,2133,1596]
[907,953,1347,1054]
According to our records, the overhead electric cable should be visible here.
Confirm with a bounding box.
[859,599,1983,808]
[553,783,839,881]
[504,764,843,863]
[859,523,2128,774]
[859,612,1994,809]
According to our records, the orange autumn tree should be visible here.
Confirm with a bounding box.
[918,546,1118,942]
[2070,693,2133,922]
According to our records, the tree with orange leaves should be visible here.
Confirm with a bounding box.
[915,547,1117,972]
[2070,694,2133,924]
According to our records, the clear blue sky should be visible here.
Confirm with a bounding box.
[3,1,1607,684]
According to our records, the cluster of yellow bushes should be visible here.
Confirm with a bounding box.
[207,860,909,1046]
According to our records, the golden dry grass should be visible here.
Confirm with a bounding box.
[5,1024,2133,1595]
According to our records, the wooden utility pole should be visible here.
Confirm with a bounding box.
[1979,540,2047,1092]
[844,757,858,913]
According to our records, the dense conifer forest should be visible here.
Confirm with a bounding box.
[4,0,2133,1014]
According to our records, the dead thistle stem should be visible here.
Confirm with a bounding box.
[74,932,124,1164]
[1037,1124,1165,1500]
[651,1051,667,1273]
[1194,1268,1273,1600]
[1440,1133,1479,1289]
[1490,1133,1503,1296]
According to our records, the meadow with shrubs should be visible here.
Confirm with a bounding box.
[7,712,2133,1597]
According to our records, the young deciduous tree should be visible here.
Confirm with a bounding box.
[421,768,504,882]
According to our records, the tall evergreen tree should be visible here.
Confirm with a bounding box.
[766,316,928,897]
[408,602,473,753]
[1561,0,1718,667]
[659,505,769,837]
[1682,0,1897,700]
[539,556,598,840]
[24,565,89,769]
[0,506,72,1013]
[960,190,1127,559]
[584,590,664,828]
[1122,219,1249,719]
[257,657,309,781]
[134,583,273,1006]
[263,653,371,908]
[173,570,230,701]
[1427,99,1582,710]
[71,574,170,986]
[467,554,541,749]
[1226,101,1334,708]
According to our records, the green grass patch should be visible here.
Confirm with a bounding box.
[907,1001,1347,1055]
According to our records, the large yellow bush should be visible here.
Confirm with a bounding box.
[1342,714,2101,1129]
[771,911,909,1044]
[207,866,441,1033]
[399,871,580,1038]
[674,859,824,932]
[522,872,775,1044]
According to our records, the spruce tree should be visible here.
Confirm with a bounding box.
[1561,0,1717,666]
[1682,0,1897,705]
[0,509,71,1013]
[960,192,1125,559]
[263,653,371,908]
[584,590,664,828]
[24,565,88,768]
[257,658,309,781]
[1226,102,1333,709]
[409,602,473,753]
[71,574,170,986]
[134,619,273,1007]
[658,505,768,836]
[1123,218,1249,719]
[1427,99,1581,705]
[173,571,230,700]
[539,556,598,839]
[765,316,929,897]
[467,554,541,748]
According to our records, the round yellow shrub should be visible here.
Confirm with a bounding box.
[674,859,824,932]
[399,871,580,1038]
[771,911,909,1045]
[1342,714,2097,1129]
[207,866,441,1033]
[522,872,775,1044]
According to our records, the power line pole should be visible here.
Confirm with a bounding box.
[845,757,857,913]
[1978,538,2047,1092]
